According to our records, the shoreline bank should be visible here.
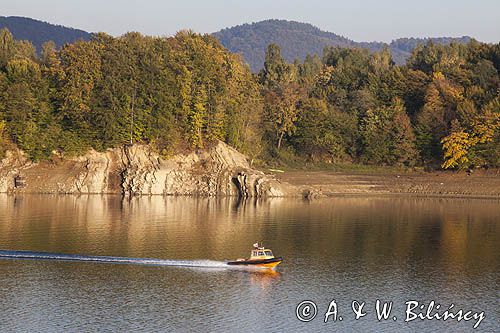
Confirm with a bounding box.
[274,170,500,199]
[2,143,499,199]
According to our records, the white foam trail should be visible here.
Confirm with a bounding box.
[0,250,229,269]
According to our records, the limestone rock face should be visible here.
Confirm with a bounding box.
[0,141,294,197]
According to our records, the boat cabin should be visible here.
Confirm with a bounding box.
[250,248,274,260]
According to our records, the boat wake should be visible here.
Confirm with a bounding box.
[0,250,230,269]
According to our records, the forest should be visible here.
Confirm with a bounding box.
[0,27,499,170]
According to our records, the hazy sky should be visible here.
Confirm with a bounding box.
[2,0,499,42]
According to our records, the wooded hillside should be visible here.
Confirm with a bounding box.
[0,27,498,170]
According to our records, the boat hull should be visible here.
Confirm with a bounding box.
[226,257,283,269]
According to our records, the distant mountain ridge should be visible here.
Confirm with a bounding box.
[0,16,472,71]
[0,16,91,51]
[214,19,472,71]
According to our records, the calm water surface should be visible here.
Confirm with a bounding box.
[0,194,498,332]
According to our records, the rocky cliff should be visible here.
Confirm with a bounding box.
[0,141,294,197]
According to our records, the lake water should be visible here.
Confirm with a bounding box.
[0,194,498,332]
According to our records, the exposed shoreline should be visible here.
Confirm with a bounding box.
[273,169,500,199]
[1,192,498,202]
[2,142,499,199]
[1,170,498,200]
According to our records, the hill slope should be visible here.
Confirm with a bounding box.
[214,20,356,71]
[0,16,91,51]
[214,20,472,70]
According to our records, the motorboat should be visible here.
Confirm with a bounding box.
[226,243,282,269]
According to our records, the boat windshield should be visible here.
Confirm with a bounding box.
[258,251,265,256]
[265,251,273,256]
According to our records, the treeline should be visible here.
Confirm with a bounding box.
[0,27,499,169]
[260,42,500,169]
[0,28,262,161]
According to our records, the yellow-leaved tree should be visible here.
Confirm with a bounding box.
[441,120,472,169]
[441,98,500,169]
